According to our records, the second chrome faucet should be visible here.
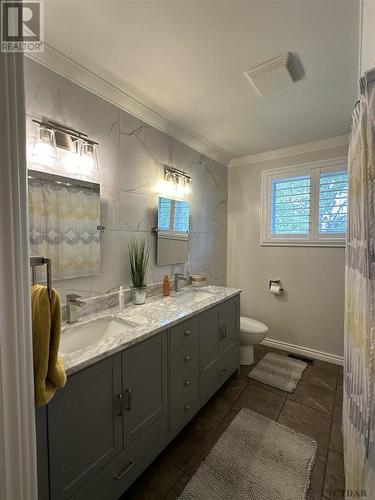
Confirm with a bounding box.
[173,273,192,292]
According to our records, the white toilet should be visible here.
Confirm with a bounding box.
[240,316,268,365]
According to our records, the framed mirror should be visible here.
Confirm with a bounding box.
[156,196,189,265]
[28,169,101,280]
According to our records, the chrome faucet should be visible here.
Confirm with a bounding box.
[66,294,87,324]
[174,273,192,292]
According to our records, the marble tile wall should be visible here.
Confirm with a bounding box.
[25,59,228,301]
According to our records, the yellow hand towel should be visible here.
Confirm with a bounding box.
[31,284,67,406]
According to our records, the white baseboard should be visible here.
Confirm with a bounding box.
[261,338,344,366]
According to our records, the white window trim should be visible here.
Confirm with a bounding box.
[260,157,347,247]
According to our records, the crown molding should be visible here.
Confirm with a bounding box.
[229,135,349,168]
[25,45,230,167]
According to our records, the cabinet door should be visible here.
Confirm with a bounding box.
[48,355,122,499]
[199,305,220,374]
[220,297,239,357]
[36,406,49,500]
[122,331,168,447]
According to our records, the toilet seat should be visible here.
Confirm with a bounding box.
[240,316,268,334]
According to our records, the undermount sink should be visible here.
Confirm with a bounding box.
[60,316,139,355]
[171,289,214,304]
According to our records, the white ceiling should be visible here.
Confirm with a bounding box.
[42,0,359,160]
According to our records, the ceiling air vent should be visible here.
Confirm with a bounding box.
[244,52,302,96]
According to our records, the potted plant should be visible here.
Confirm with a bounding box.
[128,237,150,305]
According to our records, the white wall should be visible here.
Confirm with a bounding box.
[359,0,375,76]
[227,145,348,359]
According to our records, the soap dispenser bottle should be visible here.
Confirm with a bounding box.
[163,275,171,297]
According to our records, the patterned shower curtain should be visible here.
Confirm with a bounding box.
[344,69,375,494]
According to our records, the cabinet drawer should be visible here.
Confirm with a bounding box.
[171,363,199,404]
[219,345,239,383]
[169,316,199,353]
[170,340,199,381]
[201,358,221,404]
[72,412,168,500]
[171,391,199,433]
[201,346,239,405]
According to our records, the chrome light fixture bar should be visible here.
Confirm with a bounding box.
[31,119,99,172]
[163,166,192,196]
[32,119,98,147]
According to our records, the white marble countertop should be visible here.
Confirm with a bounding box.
[60,286,241,376]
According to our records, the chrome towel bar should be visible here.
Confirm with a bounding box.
[30,256,52,299]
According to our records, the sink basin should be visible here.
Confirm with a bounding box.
[60,316,139,355]
[171,290,214,304]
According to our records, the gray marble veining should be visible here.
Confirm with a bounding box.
[24,58,228,301]
[60,286,241,376]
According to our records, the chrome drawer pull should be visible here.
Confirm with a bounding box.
[184,404,191,411]
[184,355,191,361]
[219,325,227,339]
[114,459,135,480]
[115,393,123,417]
[125,388,132,411]
[184,380,191,386]
[219,368,227,377]
[184,329,191,336]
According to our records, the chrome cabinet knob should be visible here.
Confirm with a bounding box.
[184,329,191,336]
[184,355,191,361]
[184,380,191,386]
[184,404,191,411]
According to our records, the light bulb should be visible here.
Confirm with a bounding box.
[32,126,57,167]
[79,142,98,175]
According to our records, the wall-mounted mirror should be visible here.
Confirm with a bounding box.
[28,169,101,280]
[156,196,189,265]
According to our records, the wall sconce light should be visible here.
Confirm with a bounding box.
[79,141,99,175]
[158,166,192,197]
[32,125,58,167]
[31,119,99,175]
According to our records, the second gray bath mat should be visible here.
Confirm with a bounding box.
[178,408,317,500]
[249,352,308,392]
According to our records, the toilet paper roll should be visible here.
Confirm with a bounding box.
[269,282,282,295]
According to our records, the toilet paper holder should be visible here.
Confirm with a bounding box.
[269,280,284,294]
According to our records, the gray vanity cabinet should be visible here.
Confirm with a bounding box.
[47,354,123,500]
[200,305,221,378]
[220,297,238,356]
[45,332,168,500]
[122,332,168,446]
[200,296,239,403]
[37,295,240,500]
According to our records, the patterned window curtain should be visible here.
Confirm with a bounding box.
[28,176,100,280]
[344,69,375,493]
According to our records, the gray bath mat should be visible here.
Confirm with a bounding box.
[178,408,317,500]
[249,352,308,393]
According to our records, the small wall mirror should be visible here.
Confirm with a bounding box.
[156,196,189,265]
[28,169,101,280]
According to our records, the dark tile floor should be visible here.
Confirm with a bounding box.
[121,345,344,500]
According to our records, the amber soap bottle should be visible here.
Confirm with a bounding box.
[163,275,171,296]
